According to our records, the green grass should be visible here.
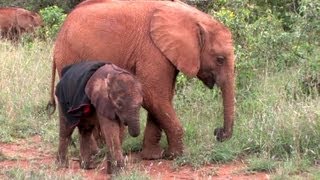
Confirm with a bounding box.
[272,160,320,180]
[174,67,320,170]
[6,167,152,180]
[0,38,319,179]
[0,39,58,144]
[247,156,278,173]
[114,170,150,180]
[1,167,83,180]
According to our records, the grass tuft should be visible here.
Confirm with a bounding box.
[114,170,150,180]
[1,167,83,180]
[247,157,278,173]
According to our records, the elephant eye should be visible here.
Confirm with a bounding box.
[116,101,124,109]
[216,56,225,65]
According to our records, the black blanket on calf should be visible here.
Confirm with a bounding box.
[55,61,106,126]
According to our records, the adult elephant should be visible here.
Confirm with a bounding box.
[49,0,235,160]
[0,7,42,41]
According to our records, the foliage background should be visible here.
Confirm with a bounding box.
[0,0,319,178]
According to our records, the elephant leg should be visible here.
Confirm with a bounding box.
[136,56,182,159]
[56,109,75,168]
[143,107,183,159]
[99,116,124,174]
[156,104,184,159]
[86,115,101,157]
[106,124,125,174]
[89,134,99,156]
[92,125,104,148]
[141,113,164,159]
[78,123,96,169]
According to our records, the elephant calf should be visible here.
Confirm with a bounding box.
[55,61,143,174]
[0,7,42,41]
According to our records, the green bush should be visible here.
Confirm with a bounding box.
[39,6,67,39]
[0,0,81,12]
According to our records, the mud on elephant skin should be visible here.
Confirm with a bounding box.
[50,0,236,160]
[0,7,42,41]
[55,62,143,174]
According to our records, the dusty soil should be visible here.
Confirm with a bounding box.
[0,136,269,180]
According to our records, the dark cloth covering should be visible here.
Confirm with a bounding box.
[55,61,106,126]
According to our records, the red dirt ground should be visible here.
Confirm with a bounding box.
[0,136,269,179]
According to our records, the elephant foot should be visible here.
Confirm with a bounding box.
[90,145,100,156]
[127,153,142,163]
[80,160,97,169]
[164,146,183,160]
[140,145,164,160]
[107,160,125,174]
[80,154,100,170]
[56,156,68,168]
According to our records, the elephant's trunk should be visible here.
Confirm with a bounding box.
[126,116,140,137]
[217,72,235,141]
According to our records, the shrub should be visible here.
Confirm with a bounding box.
[39,6,66,39]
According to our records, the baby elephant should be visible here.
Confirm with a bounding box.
[55,61,143,174]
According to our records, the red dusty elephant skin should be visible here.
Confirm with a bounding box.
[0,7,42,41]
[49,0,236,160]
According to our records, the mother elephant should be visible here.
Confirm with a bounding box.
[49,0,235,159]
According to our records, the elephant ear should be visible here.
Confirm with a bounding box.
[150,4,202,77]
[85,74,116,120]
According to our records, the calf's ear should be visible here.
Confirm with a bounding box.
[85,74,116,120]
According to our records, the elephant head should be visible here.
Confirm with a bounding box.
[150,2,235,141]
[85,66,143,137]
[16,8,43,33]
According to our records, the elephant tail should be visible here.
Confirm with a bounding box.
[46,59,57,115]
